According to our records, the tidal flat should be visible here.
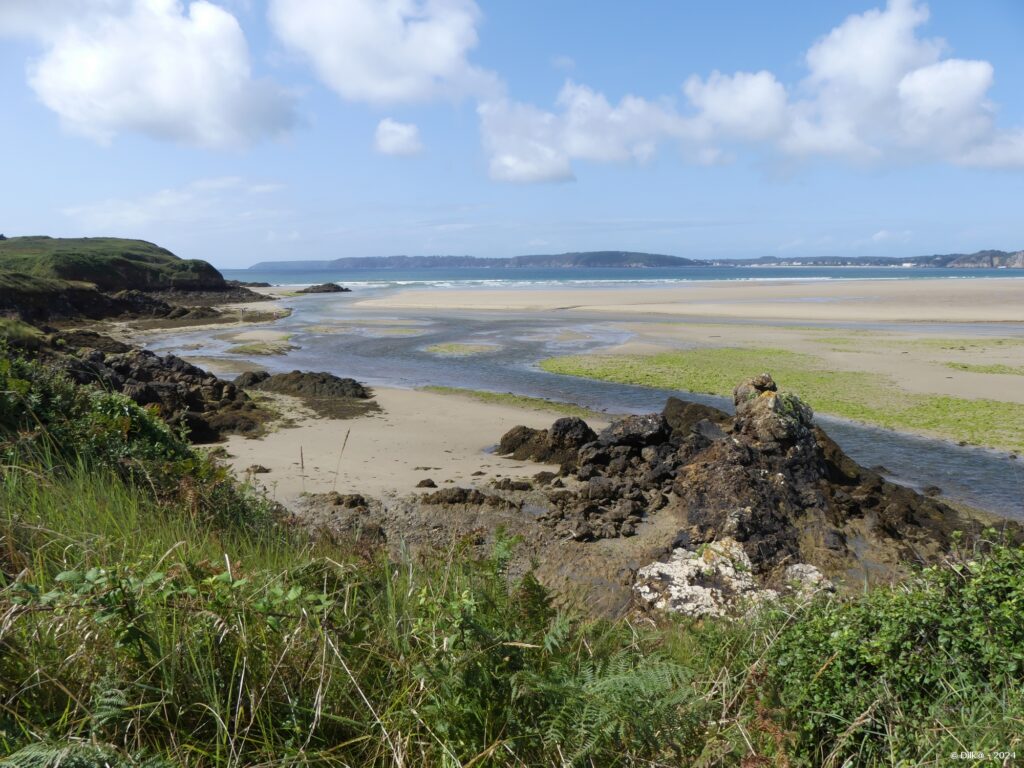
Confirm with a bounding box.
[541,345,1024,452]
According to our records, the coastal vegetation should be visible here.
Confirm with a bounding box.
[945,361,1024,375]
[541,347,1024,452]
[0,236,225,291]
[424,342,499,356]
[3,345,1024,765]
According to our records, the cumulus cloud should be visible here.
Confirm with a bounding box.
[267,0,498,104]
[478,83,690,183]
[374,118,423,155]
[479,0,1024,182]
[0,0,295,148]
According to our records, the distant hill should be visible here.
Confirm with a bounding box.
[0,236,226,291]
[249,249,1023,271]
[707,250,1024,268]
[250,251,700,271]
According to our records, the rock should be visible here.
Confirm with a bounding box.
[782,563,835,597]
[500,374,1007,598]
[733,374,814,446]
[497,426,549,461]
[57,347,269,443]
[420,487,506,507]
[416,478,437,488]
[662,397,730,435]
[246,464,270,474]
[234,370,271,388]
[922,485,942,497]
[597,413,668,448]
[496,417,596,466]
[633,539,774,618]
[234,370,370,399]
[296,282,351,294]
[492,477,532,491]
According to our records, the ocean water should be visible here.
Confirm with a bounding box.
[221,265,1022,289]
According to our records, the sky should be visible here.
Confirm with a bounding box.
[1,0,1023,268]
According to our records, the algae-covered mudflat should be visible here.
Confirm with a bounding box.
[424,342,500,356]
[541,345,1024,452]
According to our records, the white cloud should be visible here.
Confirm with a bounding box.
[480,0,1024,182]
[477,98,574,183]
[1,0,294,148]
[267,0,498,104]
[683,70,788,141]
[374,118,423,155]
[478,83,689,182]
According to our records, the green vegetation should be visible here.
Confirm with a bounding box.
[4,345,1024,765]
[425,342,500,356]
[0,318,45,348]
[228,337,297,356]
[945,361,1024,375]
[541,347,1024,451]
[423,385,608,420]
[0,236,224,291]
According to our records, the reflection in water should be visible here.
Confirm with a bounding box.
[146,292,1024,520]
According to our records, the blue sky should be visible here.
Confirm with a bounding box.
[1,0,1023,268]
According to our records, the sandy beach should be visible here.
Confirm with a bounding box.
[225,387,607,504]
[356,277,1024,323]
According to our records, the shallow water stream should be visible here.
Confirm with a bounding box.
[147,292,1024,520]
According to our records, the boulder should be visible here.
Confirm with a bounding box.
[597,413,668,448]
[496,417,596,466]
[662,397,730,435]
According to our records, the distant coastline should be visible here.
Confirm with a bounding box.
[249,248,1024,271]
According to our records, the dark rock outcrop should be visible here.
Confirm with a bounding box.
[233,370,376,419]
[498,375,1011,584]
[57,346,269,443]
[497,417,597,466]
[297,282,351,294]
[234,370,370,399]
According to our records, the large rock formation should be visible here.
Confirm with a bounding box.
[296,282,351,294]
[58,345,269,443]
[234,370,377,418]
[497,374,1007,612]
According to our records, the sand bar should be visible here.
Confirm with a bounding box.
[356,278,1024,323]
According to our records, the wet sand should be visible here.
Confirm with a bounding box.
[356,278,1024,323]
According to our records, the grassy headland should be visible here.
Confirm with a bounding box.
[0,236,225,291]
[541,346,1024,452]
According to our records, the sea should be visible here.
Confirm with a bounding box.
[220,265,1023,290]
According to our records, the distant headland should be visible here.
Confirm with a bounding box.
[250,248,1024,270]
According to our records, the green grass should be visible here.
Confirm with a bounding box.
[423,385,608,420]
[3,346,1024,765]
[0,318,45,348]
[228,339,296,356]
[945,361,1024,375]
[424,342,499,356]
[0,235,224,291]
[541,347,1024,451]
